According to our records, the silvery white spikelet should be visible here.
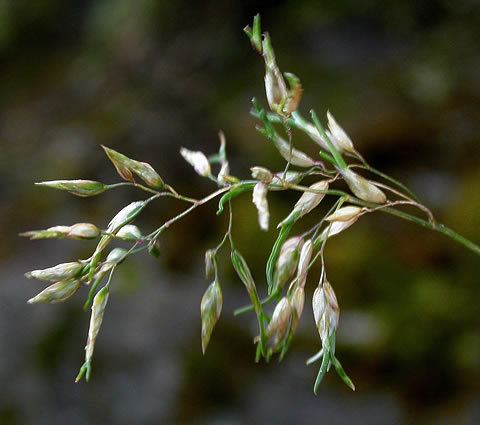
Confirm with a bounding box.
[325,206,363,222]
[180,148,211,177]
[274,135,317,168]
[273,236,304,293]
[262,34,288,113]
[296,239,313,289]
[204,249,216,279]
[87,201,147,280]
[269,171,304,189]
[28,278,81,304]
[304,122,331,153]
[25,261,84,282]
[290,286,305,333]
[35,180,106,197]
[86,286,109,362]
[106,248,128,264]
[326,111,355,154]
[312,280,339,344]
[278,180,329,227]
[20,223,100,240]
[252,182,269,231]
[107,201,147,234]
[217,161,230,185]
[116,224,142,240]
[266,297,292,348]
[251,166,273,183]
[265,68,288,113]
[67,223,101,239]
[340,168,386,204]
[76,285,110,382]
[319,216,359,241]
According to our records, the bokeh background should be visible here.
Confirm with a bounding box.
[1,1,480,424]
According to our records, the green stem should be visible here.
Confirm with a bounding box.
[148,186,230,240]
[368,205,480,256]
[284,182,479,256]
[325,195,480,256]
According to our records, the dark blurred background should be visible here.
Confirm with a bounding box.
[1,0,480,424]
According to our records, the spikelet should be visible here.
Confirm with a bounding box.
[200,280,223,353]
[340,168,386,204]
[278,181,329,227]
[252,182,269,231]
[180,148,212,177]
[35,180,106,197]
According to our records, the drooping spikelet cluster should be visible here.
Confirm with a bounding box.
[20,13,476,394]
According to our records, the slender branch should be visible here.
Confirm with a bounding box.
[106,182,198,203]
[148,186,230,241]
[365,204,480,256]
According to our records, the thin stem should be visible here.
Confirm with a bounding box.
[281,117,294,179]
[215,200,234,253]
[369,205,480,256]
[106,182,159,195]
[281,182,479,256]
[106,181,198,203]
[148,186,230,241]
[368,179,434,223]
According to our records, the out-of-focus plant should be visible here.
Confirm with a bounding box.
[21,15,480,393]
